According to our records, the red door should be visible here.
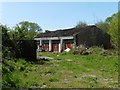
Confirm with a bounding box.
[52,44,59,52]
[65,43,73,49]
[43,44,49,52]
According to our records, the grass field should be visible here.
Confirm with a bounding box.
[2,51,119,88]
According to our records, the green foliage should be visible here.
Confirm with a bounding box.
[2,52,118,88]
[2,58,31,87]
[75,21,87,28]
[95,20,109,32]
[11,21,42,40]
[49,77,59,82]
[107,12,119,48]
[1,24,13,58]
[2,21,41,60]
[1,25,11,44]
[95,12,119,49]
[105,13,116,24]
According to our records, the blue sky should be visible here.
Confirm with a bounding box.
[1,2,118,31]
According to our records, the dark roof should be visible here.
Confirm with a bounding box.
[36,25,101,38]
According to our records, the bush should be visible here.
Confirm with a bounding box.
[2,58,30,87]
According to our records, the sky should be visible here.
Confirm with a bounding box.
[1,2,118,31]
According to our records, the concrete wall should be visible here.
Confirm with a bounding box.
[74,29,111,49]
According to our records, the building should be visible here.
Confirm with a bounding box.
[74,25,111,49]
[35,25,110,53]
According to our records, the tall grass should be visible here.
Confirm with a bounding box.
[2,48,119,88]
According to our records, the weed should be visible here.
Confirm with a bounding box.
[2,51,118,88]
[49,77,59,82]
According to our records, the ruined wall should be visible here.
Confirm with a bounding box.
[75,27,111,49]
[15,40,37,61]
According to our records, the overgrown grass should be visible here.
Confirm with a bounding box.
[2,49,119,88]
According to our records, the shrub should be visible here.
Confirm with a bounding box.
[2,58,30,87]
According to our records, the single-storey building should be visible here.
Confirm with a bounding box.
[34,25,110,53]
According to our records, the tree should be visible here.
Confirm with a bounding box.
[95,20,109,32]
[2,21,42,60]
[9,21,42,60]
[1,25,10,45]
[107,12,119,48]
[12,21,42,40]
[75,21,87,28]
[95,12,119,49]
[1,24,13,58]
[105,13,116,24]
